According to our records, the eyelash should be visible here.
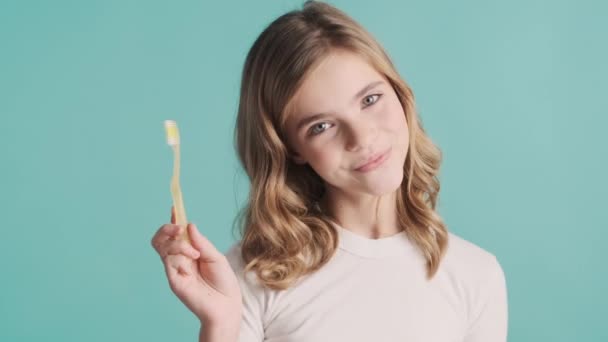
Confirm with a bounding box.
[307,93,383,137]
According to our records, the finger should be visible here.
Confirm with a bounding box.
[164,254,196,283]
[171,206,176,224]
[151,224,183,252]
[188,223,223,262]
[160,239,200,260]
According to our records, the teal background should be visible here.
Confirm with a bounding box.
[1,0,606,341]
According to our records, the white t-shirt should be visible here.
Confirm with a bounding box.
[225,223,508,342]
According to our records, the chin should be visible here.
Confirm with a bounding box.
[363,169,404,196]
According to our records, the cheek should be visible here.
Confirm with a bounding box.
[306,144,343,174]
[383,97,409,154]
[397,113,409,151]
[388,98,407,128]
[378,96,408,134]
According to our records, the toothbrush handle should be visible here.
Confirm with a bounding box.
[171,145,190,242]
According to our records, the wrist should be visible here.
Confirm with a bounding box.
[199,319,241,342]
[198,303,243,327]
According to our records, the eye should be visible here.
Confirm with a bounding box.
[362,94,382,107]
[308,122,332,136]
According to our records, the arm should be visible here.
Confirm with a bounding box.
[218,244,266,342]
[196,285,263,342]
[198,320,241,342]
[464,256,509,342]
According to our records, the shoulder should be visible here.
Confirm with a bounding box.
[224,242,270,317]
[224,242,245,272]
[224,244,269,339]
[441,232,506,287]
[441,232,509,338]
[224,241,270,294]
[224,242,263,288]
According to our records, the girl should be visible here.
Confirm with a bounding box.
[151,1,508,341]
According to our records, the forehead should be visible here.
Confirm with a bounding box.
[287,50,383,118]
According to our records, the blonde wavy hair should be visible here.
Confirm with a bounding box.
[234,1,448,290]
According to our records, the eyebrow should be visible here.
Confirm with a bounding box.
[295,80,384,131]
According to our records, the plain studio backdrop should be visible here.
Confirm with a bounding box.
[1,0,606,341]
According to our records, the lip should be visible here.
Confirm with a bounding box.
[354,147,391,172]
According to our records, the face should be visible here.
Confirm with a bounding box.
[284,49,409,197]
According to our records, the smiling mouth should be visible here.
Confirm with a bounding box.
[354,147,391,172]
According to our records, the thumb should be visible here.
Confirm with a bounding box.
[188,223,222,262]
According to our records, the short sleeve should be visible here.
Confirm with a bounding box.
[464,256,509,342]
[225,243,266,342]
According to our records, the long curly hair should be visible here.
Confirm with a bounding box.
[234,1,448,290]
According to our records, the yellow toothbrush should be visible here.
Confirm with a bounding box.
[164,120,190,243]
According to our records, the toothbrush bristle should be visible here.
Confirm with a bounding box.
[164,120,180,145]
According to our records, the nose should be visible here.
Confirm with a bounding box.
[344,119,378,152]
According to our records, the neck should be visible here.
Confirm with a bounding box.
[320,185,402,239]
